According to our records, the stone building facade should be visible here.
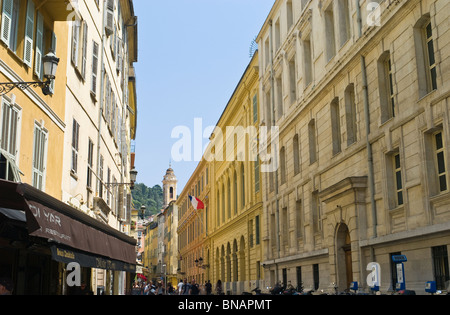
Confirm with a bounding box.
[256,0,450,294]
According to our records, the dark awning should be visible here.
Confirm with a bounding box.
[51,245,135,272]
[0,180,136,269]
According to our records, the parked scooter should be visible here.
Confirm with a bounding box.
[242,287,271,295]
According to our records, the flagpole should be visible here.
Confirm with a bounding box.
[189,195,207,237]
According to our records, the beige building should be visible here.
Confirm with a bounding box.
[143,168,179,285]
[60,0,138,295]
[257,0,450,294]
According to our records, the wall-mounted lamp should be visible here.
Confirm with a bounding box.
[0,51,60,96]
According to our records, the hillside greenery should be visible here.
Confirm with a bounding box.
[131,183,163,217]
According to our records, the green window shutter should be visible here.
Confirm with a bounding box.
[48,32,57,94]
[1,0,14,46]
[23,0,35,67]
[34,11,44,78]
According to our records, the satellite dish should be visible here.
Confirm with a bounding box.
[249,36,258,58]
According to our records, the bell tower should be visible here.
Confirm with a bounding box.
[162,165,177,208]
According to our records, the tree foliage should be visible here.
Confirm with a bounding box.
[131,183,163,217]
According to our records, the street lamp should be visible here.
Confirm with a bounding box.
[104,168,138,188]
[130,167,138,182]
[0,50,60,96]
[195,257,209,269]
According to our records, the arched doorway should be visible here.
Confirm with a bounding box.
[336,223,353,291]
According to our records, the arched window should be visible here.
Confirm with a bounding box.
[234,171,238,214]
[227,178,231,219]
[216,190,220,226]
[222,184,225,223]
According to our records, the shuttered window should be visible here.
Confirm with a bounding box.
[1,0,23,54]
[1,0,14,46]
[71,119,79,174]
[23,0,35,67]
[32,123,48,191]
[34,11,44,79]
[71,20,88,78]
[0,97,20,158]
[87,138,94,188]
[91,41,99,95]
[81,22,88,78]
[48,32,57,94]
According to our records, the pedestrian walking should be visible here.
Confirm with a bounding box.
[182,278,190,295]
[216,279,223,295]
[167,282,174,295]
[156,282,164,295]
[205,280,212,295]
[177,279,184,295]
[189,279,199,295]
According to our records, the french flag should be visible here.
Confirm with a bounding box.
[189,195,205,210]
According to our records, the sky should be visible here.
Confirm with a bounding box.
[133,0,275,191]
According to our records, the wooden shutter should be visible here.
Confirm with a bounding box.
[116,39,121,72]
[34,12,44,78]
[71,119,79,173]
[23,0,35,67]
[49,32,57,94]
[32,124,47,190]
[71,21,80,66]
[105,0,114,35]
[81,21,88,78]
[1,0,13,45]
[91,41,99,95]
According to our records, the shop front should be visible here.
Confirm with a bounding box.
[0,180,136,295]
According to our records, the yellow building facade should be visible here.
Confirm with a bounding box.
[0,0,69,197]
[177,52,263,294]
[177,158,209,284]
[143,215,159,281]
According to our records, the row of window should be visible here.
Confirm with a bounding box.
[70,116,127,214]
[1,0,56,87]
[72,8,127,97]
[178,212,261,253]
[179,167,208,220]
[263,4,438,127]
[275,127,447,212]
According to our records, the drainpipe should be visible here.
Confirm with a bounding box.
[269,20,281,283]
[96,0,107,196]
[356,0,362,38]
[361,55,377,246]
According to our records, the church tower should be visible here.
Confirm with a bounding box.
[162,166,177,208]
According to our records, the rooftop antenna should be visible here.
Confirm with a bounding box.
[249,36,258,58]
